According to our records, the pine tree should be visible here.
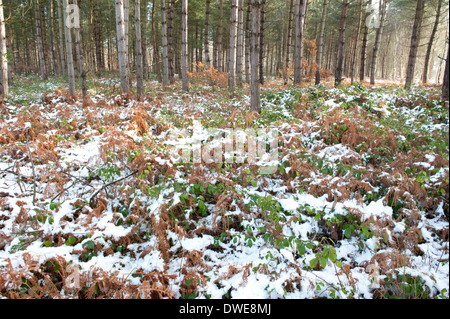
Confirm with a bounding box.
[442,40,449,100]
[370,0,387,85]
[116,0,130,93]
[229,0,238,91]
[315,0,328,85]
[63,0,75,97]
[160,0,169,86]
[422,0,442,84]
[181,0,189,91]
[0,0,7,97]
[335,0,349,87]
[405,0,425,89]
[293,0,306,85]
[251,0,261,113]
[135,0,144,99]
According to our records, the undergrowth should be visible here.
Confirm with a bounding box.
[0,75,448,299]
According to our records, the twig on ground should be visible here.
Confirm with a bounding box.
[89,170,139,206]
[25,136,37,206]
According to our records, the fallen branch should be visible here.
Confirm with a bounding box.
[25,136,37,206]
[89,170,139,206]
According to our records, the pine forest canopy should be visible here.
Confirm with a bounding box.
[0,0,449,102]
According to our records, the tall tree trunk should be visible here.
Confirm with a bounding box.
[236,0,244,86]
[228,0,238,91]
[160,0,169,86]
[245,0,251,83]
[370,0,387,85]
[73,0,86,98]
[93,0,104,72]
[181,0,189,91]
[442,40,449,100]
[293,0,306,85]
[204,0,211,66]
[123,0,132,89]
[315,0,328,85]
[6,0,13,82]
[135,0,144,99]
[360,38,368,82]
[152,0,162,82]
[63,0,75,97]
[141,0,149,80]
[251,0,261,113]
[350,0,363,84]
[167,0,175,83]
[217,0,224,72]
[35,0,47,79]
[422,0,442,84]
[259,0,265,85]
[335,0,349,87]
[58,0,66,75]
[116,0,130,93]
[0,0,7,97]
[284,0,294,85]
[89,0,97,74]
[49,0,58,75]
[405,0,424,89]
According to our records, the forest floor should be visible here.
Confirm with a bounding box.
[0,73,448,299]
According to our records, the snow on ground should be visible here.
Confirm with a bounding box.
[0,79,448,299]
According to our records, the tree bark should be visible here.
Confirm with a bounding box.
[93,0,104,72]
[204,0,211,66]
[294,0,306,85]
[228,0,238,91]
[245,0,251,83]
[181,0,189,91]
[405,0,424,89]
[359,2,369,83]
[284,0,294,85]
[0,0,7,97]
[135,0,144,99]
[63,0,75,97]
[442,40,449,101]
[217,0,224,71]
[49,0,58,75]
[58,0,66,75]
[115,0,130,93]
[370,0,387,85]
[89,0,97,74]
[167,0,175,83]
[251,0,261,113]
[142,0,149,80]
[335,0,349,87]
[315,0,328,85]
[350,0,363,84]
[259,0,265,85]
[73,0,87,98]
[160,0,169,86]
[35,0,47,79]
[151,0,162,82]
[236,0,244,86]
[422,0,442,84]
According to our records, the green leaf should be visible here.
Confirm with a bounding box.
[43,241,52,247]
[310,258,318,269]
[344,227,352,238]
[319,257,327,268]
[65,236,77,246]
[329,249,337,262]
[85,240,95,250]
